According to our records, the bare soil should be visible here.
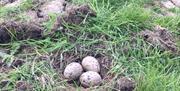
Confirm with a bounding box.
[0,0,96,43]
[140,25,178,53]
[113,77,135,91]
[15,81,32,91]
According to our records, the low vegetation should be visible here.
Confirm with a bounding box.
[0,0,180,91]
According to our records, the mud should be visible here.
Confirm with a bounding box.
[0,0,96,43]
[140,25,178,53]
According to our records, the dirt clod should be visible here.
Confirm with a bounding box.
[15,81,32,91]
[0,27,11,43]
[0,0,96,43]
[51,4,96,31]
[10,59,25,68]
[0,21,43,43]
[0,80,10,88]
[96,54,112,78]
[140,25,178,53]
[114,77,135,91]
[0,60,8,73]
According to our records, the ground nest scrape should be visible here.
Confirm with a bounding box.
[0,53,111,91]
[52,52,113,89]
[0,48,135,91]
[0,0,96,43]
[50,52,134,91]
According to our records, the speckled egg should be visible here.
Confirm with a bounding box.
[80,71,102,87]
[82,56,100,72]
[63,62,83,80]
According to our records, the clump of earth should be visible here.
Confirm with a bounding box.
[139,25,178,53]
[114,77,135,91]
[0,0,96,43]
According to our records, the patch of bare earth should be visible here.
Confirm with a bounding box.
[113,77,135,91]
[0,59,25,72]
[140,25,179,54]
[15,81,32,91]
[0,0,96,43]
[0,60,8,73]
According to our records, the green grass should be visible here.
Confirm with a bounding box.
[0,0,180,91]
